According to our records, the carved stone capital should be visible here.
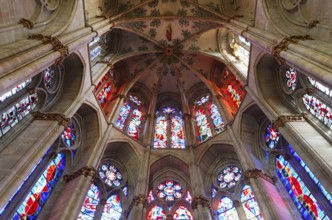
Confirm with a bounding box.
[192,195,210,209]
[309,20,319,29]
[32,111,70,128]
[272,114,307,129]
[132,194,147,206]
[305,87,314,95]
[244,168,277,185]
[63,166,97,183]
[19,18,34,29]
[27,87,36,95]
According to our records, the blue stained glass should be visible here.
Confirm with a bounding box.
[129,95,141,106]
[90,46,101,61]
[184,191,192,204]
[195,95,209,105]
[264,123,280,149]
[208,102,225,133]
[127,109,143,140]
[122,184,128,198]
[162,106,176,114]
[78,184,99,219]
[115,102,131,130]
[217,166,242,189]
[98,164,123,187]
[241,185,264,220]
[61,123,76,147]
[147,205,166,220]
[101,195,122,220]
[194,108,212,142]
[275,155,329,219]
[211,184,218,198]
[171,116,185,149]
[15,154,65,220]
[289,146,332,205]
[217,197,239,220]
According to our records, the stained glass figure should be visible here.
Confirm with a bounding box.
[208,103,225,133]
[157,180,183,202]
[217,166,242,189]
[302,94,332,130]
[129,95,142,106]
[241,185,264,220]
[211,184,218,198]
[195,95,210,106]
[148,190,155,203]
[289,146,332,205]
[153,116,168,148]
[127,109,143,140]
[162,106,176,114]
[217,197,239,220]
[173,206,193,219]
[43,67,57,91]
[308,77,332,98]
[101,195,122,220]
[97,82,113,107]
[171,116,185,149]
[0,94,38,137]
[184,191,192,204]
[147,205,166,220]
[194,108,212,142]
[264,123,280,149]
[0,79,31,102]
[115,102,131,130]
[61,123,76,147]
[78,184,100,220]
[227,84,242,107]
[276,155,329,219]
[13,154,65,220]
[285,67,297,91]
[98,164,123,187]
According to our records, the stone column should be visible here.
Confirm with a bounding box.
[128,146,151,219]
[213,93,232,124]
[183,113,195,146]
[142,93,157,145]
[233,200,247,220]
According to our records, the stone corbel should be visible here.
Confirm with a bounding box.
[192,195,210,209]
[19,18,34,29]
[244,168,277,185]
[29,34,69,65]
[272,113,307,129]
[63,166,97,183]
[272,35,313,64]
[32,111,70,128]
[308,20,319,29]
[132,194,147,206]
[305,87,314,95]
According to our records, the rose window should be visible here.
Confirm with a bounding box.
[157,180,183,201]
[61,123,77,147]
[217,166,242,189]
[264,123,280,149]
[98,164,123,187]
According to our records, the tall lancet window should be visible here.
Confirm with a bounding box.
[192,94,225,142]
[241,185,264,220]
[153,106,185,149]
[114,94,145,141]
[94,70,114,108]
[217,197,239,220]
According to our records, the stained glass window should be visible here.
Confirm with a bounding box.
[97,82,113,107]
[78,183,100,220]
[0,93,38,137]
[0,79,31,102]
[115,102,131,130]
[129,94,142,106]
[227,84,242,107]
[211,184,218,198]
[122,184,128,198]
[184,191,192,204]
[289,146,332,205]
[241,185,264,220]
[195,95,210,106]
[148,190,155,203]
[239,36,251,47]
[221,70,245,112]
[171,116,185,149]
[61,123,77,147]
[308,77,332,98]
[157,180,183,202]
[101,195,122,220]
[217,197,239,220]
[127,109,143,140]
[43,67,57,91]
[153,116,168,148]
[275,155,329,219]
[98,164,123,187]
[173,206,193,219]
[13,154,65,220]
[90,46,101,61]
[217,166,242,189]
[147,205,166,220]
[285,67,297,91]
[302,94,332,130]
[264,123,280,149]
[208,103,225,133]
[162,106,176,114]
[194,108,212,142]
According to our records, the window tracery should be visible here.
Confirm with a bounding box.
[217,166,242,189]
[153,107,185,149]
[101,195,122,220]
[78,183,100,220]
[98,164,123,187]
[192,94,225,143]
[157,180,183,202]
[264,123,280,149]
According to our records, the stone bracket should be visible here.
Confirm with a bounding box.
[19,18,34,29]
[29,34,69,65]
[32,111,70,128]
[272,113,307,129]
[272,35,313,64]
[244,168,277,185]
[63,166,97,183]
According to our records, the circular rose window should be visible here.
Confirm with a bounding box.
[157,180,183,201]
[217,166,242,189]
[98,164,123,187]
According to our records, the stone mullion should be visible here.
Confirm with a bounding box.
[183,113,195,146]
[233,200,247,220]
[122,101,134,134]
[142,93,157,145]
[212,94,231,125]
[166,114,172,148]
